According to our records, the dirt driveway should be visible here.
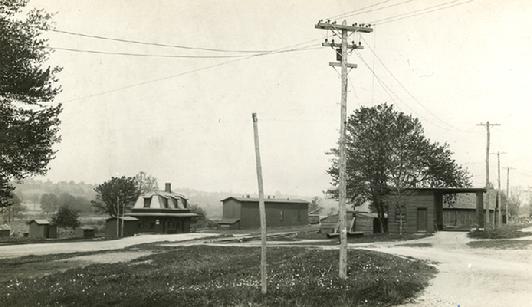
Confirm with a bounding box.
[0,232,219,259]
[356,229,532,307]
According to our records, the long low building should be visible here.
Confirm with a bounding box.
[218,196,309,229]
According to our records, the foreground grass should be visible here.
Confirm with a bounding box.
[468,223,531,240]
[0,246,436,306]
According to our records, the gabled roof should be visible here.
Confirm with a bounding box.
[221,196,309,204]
[403,187,486,194]
[106,216,139,221]
[28,219,50,225]
[127,212,198,218]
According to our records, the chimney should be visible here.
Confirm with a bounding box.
[165,183,171,193]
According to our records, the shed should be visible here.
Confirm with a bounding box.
[216,218,240,230]
[0,224,10,237]
[79,227,96,239]
[27,220,57,239]
[105,216,139,239]
[308,210,320,224]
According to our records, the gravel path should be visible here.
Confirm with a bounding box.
[0,233,219,259]
[357,230,532,307]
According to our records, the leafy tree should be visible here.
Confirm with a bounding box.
[0,1,62,207]
[52,205,80,229]
[40,193,59,214]
[134,171,159,193]
[328,104,471,232]
[92,177,140,217]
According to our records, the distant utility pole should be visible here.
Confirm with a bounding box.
[252,113,267,295]
[117,196,122,238]
[491,151,506,227]
[504,167,514,223]
[315,20,373,279]
[477,121,500,229]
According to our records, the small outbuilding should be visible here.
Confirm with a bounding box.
[105,216,139,239]
[78,226,96,239]
[0,224,10,237]
[27,220,57,239]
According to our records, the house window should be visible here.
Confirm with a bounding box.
[143,197,151,208]
[162,197,169,208]
[172,198,178,208]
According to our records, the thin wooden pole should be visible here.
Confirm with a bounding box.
[506,167,510,223]
[116,196,120,238]
[497,152,502,227]
[485,122,491,229]
[338,20,349,280]
[252,112,267,294]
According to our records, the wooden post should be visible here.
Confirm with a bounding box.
[485,122,490,229]
[497,152,502,227]
[252,113,267,295]
[121,200,125,236]
[506,167,510,223]
[116,196,120,238]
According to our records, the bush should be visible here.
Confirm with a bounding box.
[52,206,80,229]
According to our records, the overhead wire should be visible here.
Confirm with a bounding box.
[57,40,321,103]
[372,0,474,25]
[50,46,244,58]
[359,35,475,133]
[51,29,273,54]
[329,0,419,21]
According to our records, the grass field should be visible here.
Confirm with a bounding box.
[468,223,531,240]
[0,245,436,306]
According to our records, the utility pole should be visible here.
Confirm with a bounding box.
[504,167,514,223]
[477,121,500,229]
[490,151,506,227]
[316,20,372,279]
[116,196,120,238]
[252,113,267,294]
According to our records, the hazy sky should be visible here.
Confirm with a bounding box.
[28,0,532,196]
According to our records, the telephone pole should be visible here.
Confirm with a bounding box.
[491,151,506,227]
[315,20,372,279]
[252,113,267,294]
[504,167,514,223]
[477,121,500,229]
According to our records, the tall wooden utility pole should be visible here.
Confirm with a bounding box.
[491,151,506,227]
[504,167,514,223]
[477,121,500,229]
[116,196,120,238]
[316,20,372,279]
[252,113,267,294]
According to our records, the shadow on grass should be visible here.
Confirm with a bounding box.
[467,240,532,250]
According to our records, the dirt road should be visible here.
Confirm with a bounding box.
[0,232,219,259]
[357,229,532,307]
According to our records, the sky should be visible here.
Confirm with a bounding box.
[26,0,532,197]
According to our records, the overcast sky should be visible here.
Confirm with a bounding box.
[28,0,532,196]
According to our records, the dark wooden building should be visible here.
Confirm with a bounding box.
[384,187,487,234]
[105,216,139,238]
[218,196,309,229]
[27,219,57,239]
[126,183,197,234]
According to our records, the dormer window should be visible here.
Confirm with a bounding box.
[172,198,178,208]
[143,197,151,208]
[162,197,169,208]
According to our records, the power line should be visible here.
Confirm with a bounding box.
[57,42,320,103]
[50,46,244,58]
[51,29,273,54]
[325,0,395,20]
[372,0,474,25]
[359,35,475,133]
[330,0,419,21]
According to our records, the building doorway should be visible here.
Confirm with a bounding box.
[417,208,428,232]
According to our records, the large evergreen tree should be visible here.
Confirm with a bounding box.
[0,1,62,206]
[328,103,471,231]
